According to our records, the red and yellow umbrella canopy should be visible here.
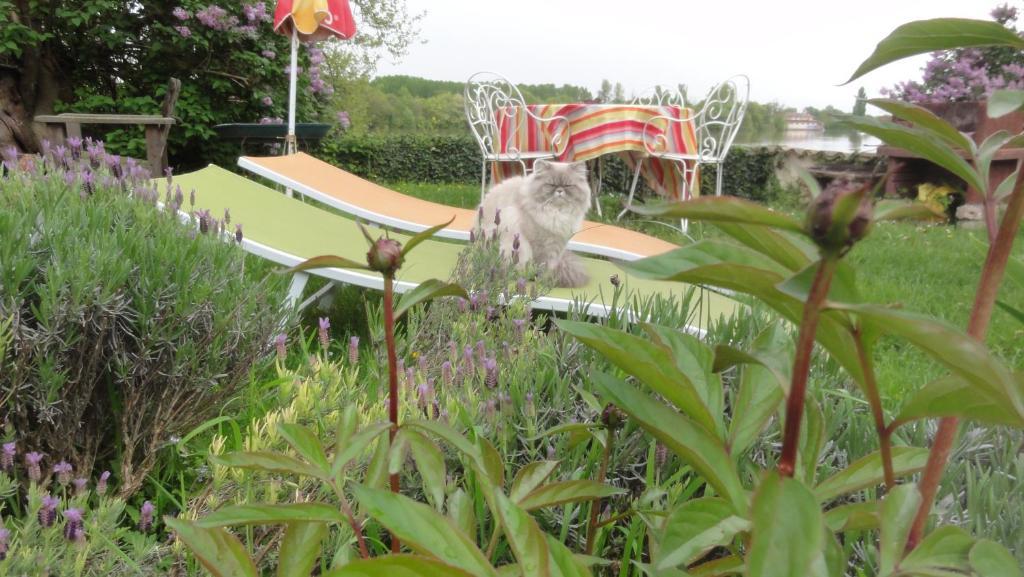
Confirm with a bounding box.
[273,0,356,41]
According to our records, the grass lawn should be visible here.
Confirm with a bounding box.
[387,180,1024,402]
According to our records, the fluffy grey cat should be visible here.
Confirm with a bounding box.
[476,161,591,288]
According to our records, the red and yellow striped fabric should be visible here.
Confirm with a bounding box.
[492,103,699,199]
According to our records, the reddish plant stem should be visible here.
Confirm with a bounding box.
[778,257,837,477]
[854,329,895,489]
[383,274,401,553]
[585,429,615,555]
[906,162,1024,551]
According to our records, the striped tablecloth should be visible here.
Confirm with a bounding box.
[493,103,699,199]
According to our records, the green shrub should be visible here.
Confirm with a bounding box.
[0,144,289,496]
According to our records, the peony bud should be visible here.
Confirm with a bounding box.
[366,237,404,274]
[600,404,627,430]
[805,177,873,254]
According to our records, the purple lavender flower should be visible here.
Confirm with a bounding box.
[172,6,191,20]
[80,170,95,197]
[318,317,331,350]
[417,379,434,406]
[469,292,480,311]
[475,340,487,364]
[484,357,498,388]
[275,333,287,361]
[457,297,469,313]
[53,461,73,485]
[405,367,416,390]
[463,345,474,370]
[516,277,527,296]
[1,442,14,473]
[441,360,452,385]
[96,471,111,496]
[348,336,359,365]
[139,501,156,532]
[494,208,501,226]
[0,526,8,561]
[235,223,243,243]
[25,452,43,483]
[73,478,88,495]
[63,508,84,542]
[67,136,83,157]
[513,319,526,338]
[546,445,557,460]
[39,494,60,527]
[469,228,476,243]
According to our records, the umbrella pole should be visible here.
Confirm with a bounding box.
[285,26,298,197]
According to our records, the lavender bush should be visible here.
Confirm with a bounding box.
[0,141,289,496]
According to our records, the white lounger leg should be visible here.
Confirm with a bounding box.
[286,272,309,308]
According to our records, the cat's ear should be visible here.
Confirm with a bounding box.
[534,160,551,173]
[570,161,588,176]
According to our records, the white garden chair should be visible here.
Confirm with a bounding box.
[619,75,750,229]
[464,72,570,200]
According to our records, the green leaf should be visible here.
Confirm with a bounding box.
[710,222,813,272]
[389,428,411,476]
[631,196,807,235]
[517,480,625,511]
[364,431,390,490]
[211,451,328,481]
[833,304,1024,417]
[509,461,560,503]
[839,116,986,194]
[994,168,1020,201]
[281,254,370,274]
[747,473,824,577]
[163,517,257,577]
[722,323,792,458]
[351,485,498,577]
[277,423,330,472]
[823,502,879,533]
[797,399,826,486]
[976,131,1016,193]
[776,261,860,306]
[866,99,974,152]
[197,503,346,528]
[902,525,974,572]
[873,200,946,222]
[879,484,922,576]
[401,217,456,257]
[406,429,447,511]
[448,489,477,541]
[970,539,1024,577]
[622,240,790,281]
[556,320,718,434]
[894,373,1024,427]
[591,372,746,513]
[493,491,551,577]
[656,497,750,570]
[407,420,498,485]
[278,522,327,577]
[394,279,468,320]
[546,535,594,577]
[322,555,478,577]
[813,447,929,503]
[643,323,724,434]
[332,422,391,477]
[846,18,1024,83]
[988,90,1024,119]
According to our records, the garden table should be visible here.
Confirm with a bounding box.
[492,103,700,199]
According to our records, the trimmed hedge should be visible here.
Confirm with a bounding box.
[319,134,792,202]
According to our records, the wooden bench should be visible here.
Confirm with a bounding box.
[35,78,180,177]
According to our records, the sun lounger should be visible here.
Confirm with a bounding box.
[170,165,737,327]
[237,152,679,261]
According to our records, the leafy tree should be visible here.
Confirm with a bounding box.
[0,0,420,169]
[597,78,613,102]
[853,86,868,116]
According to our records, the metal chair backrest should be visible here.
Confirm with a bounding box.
[693,75,748,162]
[631,86,686,109]
[464,72,532,157]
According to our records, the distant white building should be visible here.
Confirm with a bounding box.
[785,113,824,132]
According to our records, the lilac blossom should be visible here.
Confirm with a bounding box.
[172,6,191,20]
[336,111,351,130]
[196,5,236,30]
[261,49,277,59]
[175,25,192,38]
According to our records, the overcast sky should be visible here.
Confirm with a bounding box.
[374,0,994,110]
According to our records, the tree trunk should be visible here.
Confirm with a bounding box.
[0,49,63,153]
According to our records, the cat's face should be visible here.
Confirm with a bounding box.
[525,162,590,211]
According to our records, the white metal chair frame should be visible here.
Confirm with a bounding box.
[619,75,750,228]
[465,72,570,200]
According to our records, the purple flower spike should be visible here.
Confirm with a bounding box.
[484,357,498,388]
[405,367,416,390]
[25,452,43,483]
[223,207,231,225]
[494,208,501,226]
[1,442,14,473]
[512,233,520,250]
[96,471,111,495]
[516,277,527,296]
[274,333,287,361]
[441,360,452,385]
[63,508,84,542]
[318,317,330,350]
[348,335,359,365]
[463,345,474,370]
[475,340,487,364]
[53,461,73,485]
[73,478,88,495]
[189,188,195,208]
[139,501,155,532]
[39,494,60,527]
[235,223,243,244]
[0,526,8,561]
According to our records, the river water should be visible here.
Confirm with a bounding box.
[738,130,882,154]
